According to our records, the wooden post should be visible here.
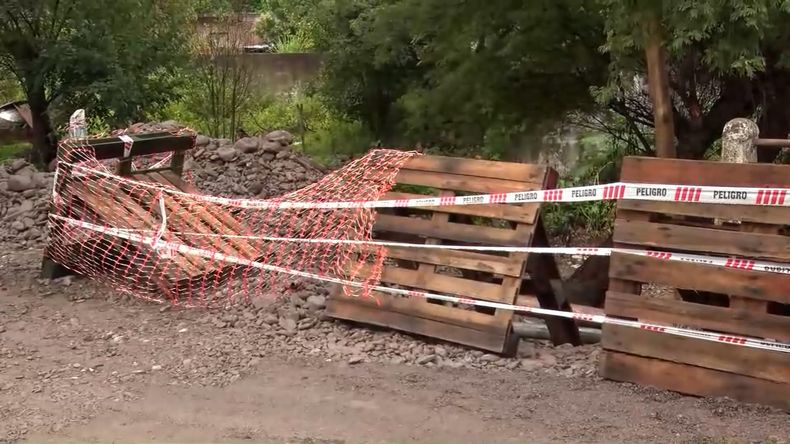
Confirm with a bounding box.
[645,14,676,158]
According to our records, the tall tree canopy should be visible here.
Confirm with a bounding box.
[0,0,191,164]
[288,0,790,160]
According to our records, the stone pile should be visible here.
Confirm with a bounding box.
[0,125,326,248]
[187,129,326,199]
[0,158,55,247]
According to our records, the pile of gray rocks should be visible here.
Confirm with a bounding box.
[188,129,326,198]
[0,158,54,247]
[0,126,325,248]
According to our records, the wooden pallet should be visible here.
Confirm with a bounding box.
[42,133,259,299]
[600,156,790,410]
[326,155,581,355]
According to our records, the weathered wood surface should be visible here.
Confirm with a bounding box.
[327,155,581,354]
[602,156,790,410]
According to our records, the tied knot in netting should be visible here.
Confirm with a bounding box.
[47,131,418,306]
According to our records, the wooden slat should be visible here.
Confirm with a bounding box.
[609,252,790,303]
[108,192,207,276]
[326,297,510,353]
[395,169,540,194]
[384,191,538,224]
[375,214,523,246]
[602,324,790,383]
[620,156,790,187]
[121,178,212,273]
[334,289,507,330]
[80,133,195,161]
[616,200,790,225]
[146,172,258,259]
[605,291,790,342]
[402,155,547,183]
[132,174,241,259]
[384,246,523,277]
[370,265,510,303]
[69,182,197,279]
[158,171,255,238]
[614,219,790,261]
[601,351,790,410]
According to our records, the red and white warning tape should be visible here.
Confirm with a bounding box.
[57,227,790,277]
[62,162,790,209]
[50,215,790,354]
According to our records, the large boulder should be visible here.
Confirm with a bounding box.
[234,137,260,154]
[264,130,294,146]
[217,146,238,162]
[7,174,35,192]
[195,135,212,147]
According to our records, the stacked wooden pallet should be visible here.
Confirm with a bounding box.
[326,155,581,355]
[601,156,790,409]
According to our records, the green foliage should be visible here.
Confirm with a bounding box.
[242,87,373,164]
[255,0,316,44]
[0,0,192,163]
[273,33,313,53]
[542,127,644,241]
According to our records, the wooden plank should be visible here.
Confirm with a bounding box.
[120,178,212,273]
[605,291,790,342]
[525,221,581,345]
[333,289,507,330]
[326,297,510,353]
[609,252,790,303]
[394,169,541,194]
[602,324,790,383]
[158,171,255,238]
[384,246,523,277]
[375,214,523,246]
[620,156,790,187]
[402,155,547,183]
[131,173,241,261]
[79,133,195,161]
[614,219,790,261]
[147,172,258,259]
[368,265,511,303]
[384,191,538,224]
[69,182,193,280]
[517,295,605,316]
[600,351,790,410]
[616,199,790,225]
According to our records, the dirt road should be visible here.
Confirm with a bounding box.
[1,250,788,444]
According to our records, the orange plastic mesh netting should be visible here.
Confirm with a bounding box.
[46,130,418,307]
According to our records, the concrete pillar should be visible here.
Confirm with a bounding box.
[721,118,759,163]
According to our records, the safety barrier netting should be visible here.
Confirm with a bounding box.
[46,133,418,307]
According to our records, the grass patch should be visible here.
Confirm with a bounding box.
[0,142,31,162]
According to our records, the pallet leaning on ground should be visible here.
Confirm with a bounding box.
[326,155,581,355]
[41,132,259,300]
[601,156,790,410]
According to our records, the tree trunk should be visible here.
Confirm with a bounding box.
[28,98,56,167]
[756,69,790,163]
[644,14,676,158]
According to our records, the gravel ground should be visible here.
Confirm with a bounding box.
[1,127,788,443]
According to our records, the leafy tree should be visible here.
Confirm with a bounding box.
[291,0,790,161]
[0,0,191,165]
